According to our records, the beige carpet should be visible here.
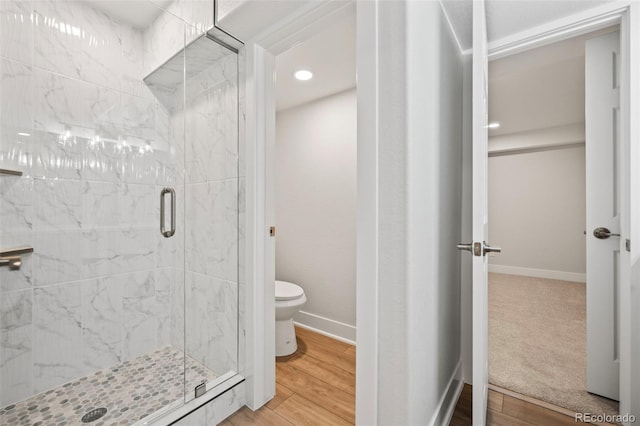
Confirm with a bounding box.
[489,272,618,416]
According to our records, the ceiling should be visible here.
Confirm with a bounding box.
[84,0,172,29]
[274,0,612,112]
[275,6,356,111]
[442,0,615,51]
[488,27,616,136]
[86,0,616,120]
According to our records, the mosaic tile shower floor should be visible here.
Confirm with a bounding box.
[0,346,216,426]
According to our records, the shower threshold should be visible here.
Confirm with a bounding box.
[0,347,216,426]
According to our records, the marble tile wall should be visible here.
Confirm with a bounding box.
[0,0,178,407]
[0,0,244,410]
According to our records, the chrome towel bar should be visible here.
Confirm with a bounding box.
[0,168,23,176]
[0,246,34,271]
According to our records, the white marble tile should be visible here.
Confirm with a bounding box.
[171,268,185,351]
[31,131,84,180]
[119,23,149,98]
[184,49,236,99]
[0,176,34,233]
[164,0,214,33]
[0,0,33,64]
[122,270,156,360]
[33,178,83,231]
[142,8,186,77]
[120,227,156,273]
[81,139,124,183]
[185,81,238,184]
[0,289,32,330]
[32,0,130,90]
[155,268,172,347]
[122,144,167,185]
[81,276,123,373]
[184,271,205,364]
[81,228,121,279]
[122,94,156,142]
[0,320,32,407]
[185,273,237,375]
[205,279,238,375]
[120,183,157,228]
[82,181,120,229]
[33,68,121,143]
[185,180,238,282]
[34,230,83,286]
[0,58,33,140]
[155,103,171,151]
[156,226,180,270]
[166,110,185,185]
[0,132,35,179]
[33,282,83,393]
[144,59,186,115]
[0,231,35,292]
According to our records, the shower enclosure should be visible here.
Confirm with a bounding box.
[0,1,244,424]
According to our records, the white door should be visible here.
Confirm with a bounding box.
[585,31,621,401]
[456,1,496,424]
[471,0,491,424]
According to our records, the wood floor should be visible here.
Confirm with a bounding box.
[222,327,582,426]
[451,384,586,426]
[222,326,355,425]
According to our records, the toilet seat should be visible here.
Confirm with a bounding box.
[275,280,304,301]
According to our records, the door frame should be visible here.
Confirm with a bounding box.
[216,0,362,411]
[475,1,639,420]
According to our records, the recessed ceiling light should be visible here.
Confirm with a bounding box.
[487,122,501,129]
[17,132,30,137]
[294,70,313,81]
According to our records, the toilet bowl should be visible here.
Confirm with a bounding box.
[275,280,306,356]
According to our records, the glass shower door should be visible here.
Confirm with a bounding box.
[146,28,242,406]
[182,33,241,402]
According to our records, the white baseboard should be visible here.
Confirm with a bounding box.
[293,311,356,345]
[489,264,586,283]
[430,360,463,426]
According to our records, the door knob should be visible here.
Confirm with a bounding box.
[457,243,473,252]
[457,242,501,256]
[483,243,501,255]
[593,227,620,239]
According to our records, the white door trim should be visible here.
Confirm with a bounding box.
[354,2,379,423]
[481,3,639,422]
[488,2,631,60]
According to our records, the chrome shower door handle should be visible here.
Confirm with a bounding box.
[160,187,176,238]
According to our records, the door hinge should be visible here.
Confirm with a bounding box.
[269,226,276,237]
[195,381,206,398]
[626,239,631,252]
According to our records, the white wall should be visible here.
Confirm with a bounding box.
[488,145,587,282]
[275,89,357,341]
[357,1,464,423]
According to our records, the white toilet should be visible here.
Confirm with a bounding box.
[275,280,307,356]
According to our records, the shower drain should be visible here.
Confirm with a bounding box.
[81,407,107,423]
